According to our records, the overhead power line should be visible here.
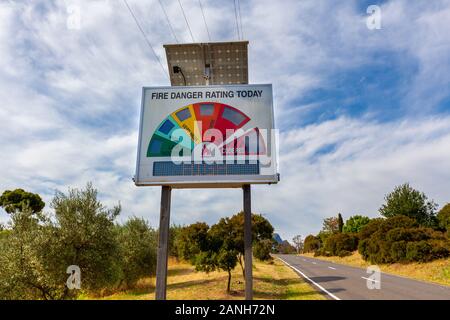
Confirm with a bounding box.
[233,0,241,40]
[177,0,195,43]
[158,0,179,43]
[122,0,169,80]
[237,0,244,40]
[198,0,211,41]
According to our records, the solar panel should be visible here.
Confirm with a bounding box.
[163,41,249,86]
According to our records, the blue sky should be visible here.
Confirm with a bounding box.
[1,0,450,242]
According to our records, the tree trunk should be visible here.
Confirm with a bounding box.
[238,254,245,279]
[227,270,231,293]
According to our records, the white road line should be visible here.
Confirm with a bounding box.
[312,262,317,265]
[361,276,380,283]
[277,257,341,301]
[328,266,336,270]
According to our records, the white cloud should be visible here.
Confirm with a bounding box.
[1,0,450,243]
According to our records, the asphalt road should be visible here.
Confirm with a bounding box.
[275,254,450,300]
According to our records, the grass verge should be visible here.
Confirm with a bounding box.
[81,258,325,300]
[301,252,450,287]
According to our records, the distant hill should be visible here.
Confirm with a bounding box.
[273,233,283,244]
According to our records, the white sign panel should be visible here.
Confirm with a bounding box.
[135,84,279,188]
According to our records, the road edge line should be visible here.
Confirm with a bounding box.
[276,256,341,301]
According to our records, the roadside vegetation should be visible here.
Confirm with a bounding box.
[82,257,324,300]
[301,183,449,270]
[301,251,450,287]
[0,184,299,300]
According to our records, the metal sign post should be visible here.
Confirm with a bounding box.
[243,184,253,300]
[155,186,171,300]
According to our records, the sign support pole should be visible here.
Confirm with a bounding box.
[155,185,171,300]
[243,184,253,300]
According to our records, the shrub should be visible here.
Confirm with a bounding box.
[437,203,450,231]
[322,233,358,257]
[253,239,273,261]
[357,216,449,264]
[338,250,352,257]
[358,218,385,241]
[406,241,433,262]
[304,235,321,253]
[116,217,157,288]
[390,240,407,262]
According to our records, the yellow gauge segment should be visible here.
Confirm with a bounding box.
[170,104,202,144]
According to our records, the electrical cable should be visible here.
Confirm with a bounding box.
[177,0,195,42]
[122,0,169,80]
[158,0,179,43]
[237,0,243,40]
[233,0,241,40]
[198,0,211,41]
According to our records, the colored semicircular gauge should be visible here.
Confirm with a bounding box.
[147,102,266,157]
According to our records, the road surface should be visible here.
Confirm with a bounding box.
[276,254,450,300]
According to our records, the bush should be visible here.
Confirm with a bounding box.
[116,217,157,288]
[321,233,358,257]
[357,215,449,264]
[437,203,450,232]
[358,218,385,241]
[406,241,433,262]
[338,250,352,257]
[253,239,273,261]
[304,235,321,253]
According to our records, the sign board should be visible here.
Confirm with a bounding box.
[134,84,279,188]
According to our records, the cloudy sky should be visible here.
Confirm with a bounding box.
[1,0,450,241]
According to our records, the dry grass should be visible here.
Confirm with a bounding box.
[302,252,450,287]
[83,257,325,300]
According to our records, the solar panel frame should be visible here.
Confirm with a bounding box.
[164,41,249,86]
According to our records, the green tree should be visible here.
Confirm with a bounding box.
[338,213,344,233]
[253,239,273,260]
[304,235,321,252]
[322,216,339,234]
[169,224,183,259]
[0,183,122,299]
[193,217,238,293]
[228,212,274,276]
[51,183,122,292]
[379,183,437,227]
[0,189,45,214]
[343,215,371,233]
[175,222,210,263]
[437,203,450,232]
[116,217,157,288]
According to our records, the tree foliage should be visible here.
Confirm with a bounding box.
[0,189,45,214]
[116,217,157,288]
[304,235,321,253]
[0,183,159,300]
[358,216,449,263]
[253,239,273,260]
[343,215,371,233]
[379,183,437,227]
[437,203,450,232]
[177,212,274,292]
[322,216,339,234]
